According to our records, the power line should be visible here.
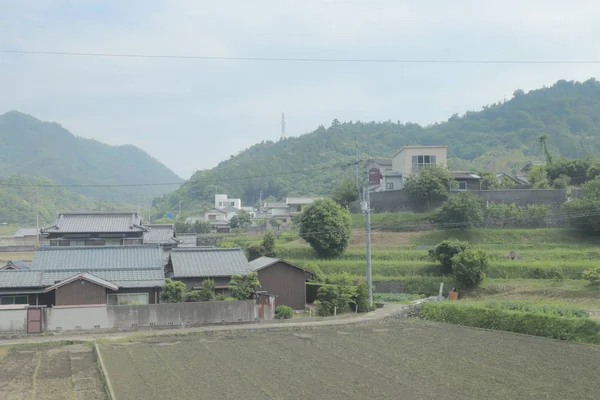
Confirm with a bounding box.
[3,50,600,64]
[0,161,358,189]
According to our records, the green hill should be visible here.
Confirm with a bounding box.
[0,111,183,204]
[154,78,600,213]
[0,175,98,225]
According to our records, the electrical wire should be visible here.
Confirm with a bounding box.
[4,50,600,64]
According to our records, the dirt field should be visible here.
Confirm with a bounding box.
[0,343,106,400]
[99,319,600,400]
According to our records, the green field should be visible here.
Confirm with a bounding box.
[99,320,600,400]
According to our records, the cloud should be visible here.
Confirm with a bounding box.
[1,0,600,177]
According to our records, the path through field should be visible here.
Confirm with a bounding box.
[100,319,600,400]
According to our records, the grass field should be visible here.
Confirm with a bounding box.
[99,320,600,400]
[0,342,106,400]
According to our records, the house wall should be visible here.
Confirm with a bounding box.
[382,175,404,191]
[393,147,448,176]
[55,279,107,306]
[0,308,27,332]
[116,288,160,304]
[257,262,307,310]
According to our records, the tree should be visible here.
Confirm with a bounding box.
[299,198,352,258]
[246,244,266,261]
[262,231,276,257]
[331,177,359,208]
[404,165,455,211]
[269,218,280,230]
[230,210,252,229]
[582,267,600,286]
[193,220,211,234]
[479,171,500,190]
[451,249,489,288]
[160,278,187,303]
[429,240,470,275]
[528,166,550,188]
[433,192,484,229]
[513,89,525,97]
[229,272,261,300]
[538,134,553,165]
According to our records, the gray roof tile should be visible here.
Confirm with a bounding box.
[0,270,43,288]
[31,245,164,270]
[170,248,249,278]
[143,224,179,245]
[41,212,146,234]
[248,256,280,271]
[13,228,39,238]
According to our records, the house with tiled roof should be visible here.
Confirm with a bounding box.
[40,212,147,246]
[168,247,250,294]
[0,245,165,306]
[142,224,181,249]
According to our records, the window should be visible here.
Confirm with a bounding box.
[0,295,28,305]
[59,240,70,246]
[386,182,394,190]
[453,181,468,191]
[208,214,217,221]
[70,240,86,246]
[85,239,105,246]
[123,238,142,245]
[411,155,437,171]
[107,293,149,305]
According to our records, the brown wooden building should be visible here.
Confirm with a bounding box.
[248,257,311,310]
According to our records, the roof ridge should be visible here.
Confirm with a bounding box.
[36,244,161,251]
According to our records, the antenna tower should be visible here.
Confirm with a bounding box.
[281,112,286,140]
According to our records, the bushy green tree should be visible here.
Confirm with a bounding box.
[404,165,455,211]
[429,240,470,275]
[331,177,359,208]
[193,220,211,234]
[160,278,187,303]
[197,279,215,301]
[451,249,489,288]
[528,166,550,188]
[230,210,252,229]
[299,198,352,258]
[230,272,261,300]
[275,305,294,319]
[433,192,484,229]
[262,231,276,257]
[479,171,500,190]
[246,244,266,261]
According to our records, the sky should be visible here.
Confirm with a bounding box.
[2,0,600,179]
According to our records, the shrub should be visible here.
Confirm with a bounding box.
[451,249,489,288]
[353,282,370,312]
[484,203,523,228]
[373,293,425,303]
[302,262,324,282]
[230,272,261,300]
[315,285,349,316]
[262,231,276,257]
[582,267,600,286]
[246,244,266,261]
[183,290,203,302]
[434,192,484,229]
[197,279,215,301]
[430,240,469,275]
[523,204,550,228]
[275,305,294,319]
[421,302,600,345]
[160,278,187,303]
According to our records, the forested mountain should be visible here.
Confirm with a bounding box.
[0,175,98,225]
[0,111,183,204]
[154,79,600,214]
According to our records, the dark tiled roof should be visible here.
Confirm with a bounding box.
[41,268,165,288]
[450,171,481,179]
[31,245,164,270]
[0,270,43,288]
[220,206,239,213]
[44,272,119,292]
[248,257,309,273]
[143,224,179,245]
[170,247,249,278]
[41,212,146,234]
[1,260,31,270]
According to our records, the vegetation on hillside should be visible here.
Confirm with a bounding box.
[155,79,600,213]
[0,111,182,204]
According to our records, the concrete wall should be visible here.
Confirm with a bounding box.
[0,245,35,252]
[40,300,272,332]
[0,308,27,332]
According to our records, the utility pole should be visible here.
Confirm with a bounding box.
[361,162,373,309]
[355,136,359,190]
[35,187,40,247]
[178,201,182,219]
[281,112,286,140]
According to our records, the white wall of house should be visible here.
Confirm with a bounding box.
[382,175,404,191]
[215,194,241,209]
[204,211,226,221]
[392,146,448,177]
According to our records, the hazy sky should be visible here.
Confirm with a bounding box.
[2,1,600,178]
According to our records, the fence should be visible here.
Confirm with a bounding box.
[0,298,275,334]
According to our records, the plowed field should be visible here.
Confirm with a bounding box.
[99,319,600,400]
[0,343,106,400]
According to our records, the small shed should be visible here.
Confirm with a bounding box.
[248,257,311,310]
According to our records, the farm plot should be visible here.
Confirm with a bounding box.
[99,320,600,400]
[0,342,106,400]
